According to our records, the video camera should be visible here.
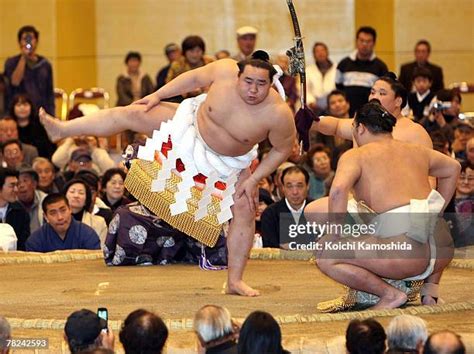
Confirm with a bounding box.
[431,101,452,113]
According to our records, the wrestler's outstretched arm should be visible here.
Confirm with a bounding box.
[236,104,296,211]
[135,59,234,111]
[312,116,353,141]
[427,149,461,212]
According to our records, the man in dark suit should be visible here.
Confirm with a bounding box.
[399,40,444,93]
[261,165,314,249]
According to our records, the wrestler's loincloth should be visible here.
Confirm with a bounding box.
[348,189,445,280]
[126,94,258,247]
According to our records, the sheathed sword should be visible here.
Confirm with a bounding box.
[286,0,318,152]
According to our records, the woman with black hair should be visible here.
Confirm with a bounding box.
[9,93,56,158]
[63,178,107,247]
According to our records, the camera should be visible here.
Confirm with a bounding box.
[432,101,452,112]
[25,34,33,53]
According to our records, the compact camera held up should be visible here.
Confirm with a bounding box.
[24,34,33,53]
[431,100,452,113]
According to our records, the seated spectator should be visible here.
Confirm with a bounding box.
[1,139,28,169]
[452,123,473,161]
[0,117,38,165]
[261,166,313,249]
[25,193,100,252]
[52,137,115,177]
[423,330,465,354]
[386,315,428,354]
[237,311,289,354]
[63,179,107,247]
[104,202,228,266]
[119,309,168,354]
[346,318,386,354]
[166,35,214,100]
[0,224,17,251]
[258,175,274,198]
[194,305,238,354]
[75,169,113,224]
[271,161,295,202]
[32,157,65,194]
[0,73,7,116]
[17,168,46,233]
[64,309,114,354]
[0,167,30,250]
[0,315,11,353]
[116,51,154,107]
[9,93,55,158]
[101,168,131,212]
[305,144,334,200]
[406,67,435,121]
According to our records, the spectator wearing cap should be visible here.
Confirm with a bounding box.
[116,51,154,107]
[156,43,182,90]
[25,193,100,252]
[0,167,30,250]
[17,168,46,233]
[166,35,214,100]
[119,309,168,354]
[64,309,114,354]
[52,136,115,177]
[232,26,258,61]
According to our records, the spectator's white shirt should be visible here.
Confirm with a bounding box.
[0,224,17,251]
[306,63,337,110]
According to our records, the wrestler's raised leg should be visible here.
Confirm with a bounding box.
[226,169,260,297]
[39,102,179,142]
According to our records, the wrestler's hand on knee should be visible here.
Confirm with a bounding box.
[132,92,161,112]
[236,176,259,212]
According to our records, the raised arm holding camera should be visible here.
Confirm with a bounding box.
[4,25,55,115]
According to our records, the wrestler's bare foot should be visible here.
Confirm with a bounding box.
[370,289,407,310]
[422,295,438,306]
[39,107,65,142]
[226,280,260,297]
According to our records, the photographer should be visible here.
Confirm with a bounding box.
[419,89,462,143]
[3,26,54,116]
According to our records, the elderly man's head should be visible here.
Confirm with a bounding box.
[194,305,236,350]
[17,168,39,205]
[0,117,19,143]
[387,315,427,353]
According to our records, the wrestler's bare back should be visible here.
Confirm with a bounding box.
[346,139,433,212]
